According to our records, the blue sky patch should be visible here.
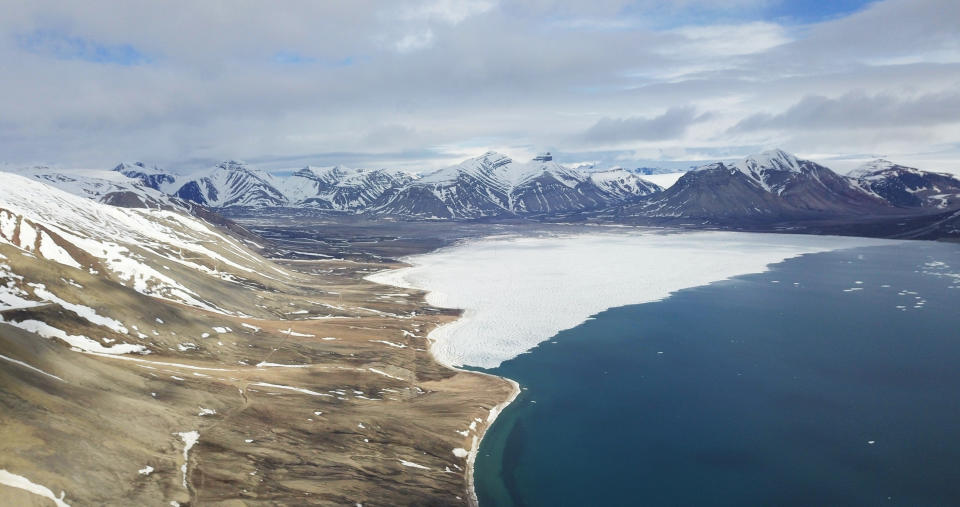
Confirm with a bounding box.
[272,51,355,67]
[17,29,152,65]
[616,0,879,29]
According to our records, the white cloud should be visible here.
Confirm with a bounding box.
[394,29,435,53]
[400,0,497,24]
[666,22,791,57]
[0,0,958,172]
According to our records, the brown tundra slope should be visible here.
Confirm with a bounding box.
[0,173,513,506]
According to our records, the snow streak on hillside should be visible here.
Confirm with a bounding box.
[0,172,280,314]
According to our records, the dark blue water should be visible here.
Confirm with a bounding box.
[474,242,960,506]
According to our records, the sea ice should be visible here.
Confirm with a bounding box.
[367,230,893,368]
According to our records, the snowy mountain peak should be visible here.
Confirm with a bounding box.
[293,165,354,181]
[173,161,286,208]
[112,161,177,191]
[480,151,512,164]
[737,149,802,173]
[849,159,904,178]
[418,151,512,184]
[113,161,160,173]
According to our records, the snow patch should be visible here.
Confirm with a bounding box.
[398,459,430,470]
[176,431,199,489]
[0,469,71,507]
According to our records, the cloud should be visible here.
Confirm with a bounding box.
[732,91,960,131]
[0,0,958,171]
[581,107,707,145]
[394,29,435,53]
[399,0,497,24]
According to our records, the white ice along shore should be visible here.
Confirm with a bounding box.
[366,230,894,368]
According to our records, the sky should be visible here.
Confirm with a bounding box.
[1,0,958,174]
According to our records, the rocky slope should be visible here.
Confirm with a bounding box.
[0,172,512,505]
[370,152,661,218]
[622,149,896,221]
[277,165,414,211]
[849,159,960,210]
[173,160,289,208]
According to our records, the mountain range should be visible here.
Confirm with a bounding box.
[108,152,661,219]
[8,149,960,239]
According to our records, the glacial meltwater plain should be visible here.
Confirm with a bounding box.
[369,231,960,505]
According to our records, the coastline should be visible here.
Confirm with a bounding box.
[364,231,900,505]
[366,259,522,506]
[464,372,520,507]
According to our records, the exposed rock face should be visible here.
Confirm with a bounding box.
[850,159,960,210]
[370,152,660,218]
[113,162,177,191]
[623,149,893,221]
[278,166,414,211]
[173,161,288,208]
[0,172,513,505]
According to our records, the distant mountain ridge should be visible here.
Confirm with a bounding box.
[623,149,898,221]
[370,151,662,218]
[103,152,662,219]
[15,150,960,240]
[848,159,960,210]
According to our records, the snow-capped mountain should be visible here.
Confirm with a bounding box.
[276,165,413,210]
[624,149,892,220]
[173,160,289,208]
[14,166,184,210]
[588,169,663,201]
[849,159,960,209]
[0,172,285,317]
[113,162,178,191]
[370,151,660,218]
[95,153,657,217]
[21,150,958,228]
[372,151,513,218]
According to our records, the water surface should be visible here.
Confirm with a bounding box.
[475,242,960,506]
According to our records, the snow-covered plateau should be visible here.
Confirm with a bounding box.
[367,231,895,368]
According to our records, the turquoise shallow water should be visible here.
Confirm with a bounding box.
[473,242,960,506]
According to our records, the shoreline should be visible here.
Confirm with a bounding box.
[363,230,902,504]
[464,371,520,507]
[365,260,522,506]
